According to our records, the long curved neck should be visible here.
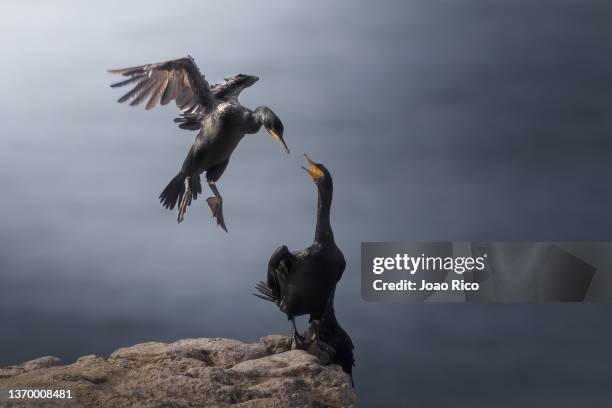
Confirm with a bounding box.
[246,108,265,134]
[252,107,264,123]
[315,183,334,244]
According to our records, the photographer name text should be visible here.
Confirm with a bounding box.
[371,253,486,292]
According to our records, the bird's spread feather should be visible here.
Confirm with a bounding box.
[109,56,214,115]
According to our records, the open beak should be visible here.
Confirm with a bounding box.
[268,129,290,154]
[301,154,324,181]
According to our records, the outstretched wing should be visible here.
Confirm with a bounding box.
[109,56,214,115]
[211,74,257,102]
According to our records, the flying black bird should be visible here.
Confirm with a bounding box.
[303,289,355,386]
[255,154,345,347]
[109,56,289,231]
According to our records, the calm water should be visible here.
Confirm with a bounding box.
[1,1,612,406]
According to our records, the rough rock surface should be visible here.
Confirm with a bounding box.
[0,336,355,407]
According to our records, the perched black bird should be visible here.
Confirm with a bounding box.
[303,289,355,386]
[255,154,345,346]
[109,56,289,231]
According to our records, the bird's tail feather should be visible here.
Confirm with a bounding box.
[254,281,278,303]
[159,173,185,210]
[159,173,201,211]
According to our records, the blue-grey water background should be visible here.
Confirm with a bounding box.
[1,0,612,406]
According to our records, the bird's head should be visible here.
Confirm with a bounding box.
[302,154,332,188]
[255,106,289,154]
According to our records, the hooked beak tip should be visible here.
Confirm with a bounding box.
[279,138,290,154]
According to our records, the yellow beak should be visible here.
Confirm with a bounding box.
[301,154,325,180]
[268,129,290,154]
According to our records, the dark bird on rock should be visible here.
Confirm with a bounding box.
[255,155,345,349]
[303,289,355,386]
[109,56,289,231]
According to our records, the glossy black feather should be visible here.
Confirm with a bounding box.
[254,281,277,303]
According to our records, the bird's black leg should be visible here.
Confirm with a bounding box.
[292,318,306,349]
[177,177,193,223]
[310,320,321,341]
[206,181,227,232]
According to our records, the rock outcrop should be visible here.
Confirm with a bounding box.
[0,336,355,408]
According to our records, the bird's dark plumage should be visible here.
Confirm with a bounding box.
[255,155,353,384]
[304,290,355,386]
[159,172,202,211]
[109,56,289,231]
[255,156,344,322]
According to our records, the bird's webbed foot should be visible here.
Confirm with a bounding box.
[302,322,335,364]
[309,339,336,365]
[292,330,307,350]
[206,196,227,232]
